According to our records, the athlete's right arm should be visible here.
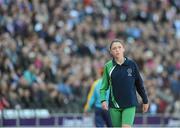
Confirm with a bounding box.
[100,65,109,110]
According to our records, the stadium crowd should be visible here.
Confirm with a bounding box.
[0,0,180,116]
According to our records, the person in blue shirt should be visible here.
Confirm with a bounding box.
[84,69,112,127]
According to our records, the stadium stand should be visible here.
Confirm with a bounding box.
[0,0,179,123]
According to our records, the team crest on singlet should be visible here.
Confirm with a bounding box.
[127,68,132,76]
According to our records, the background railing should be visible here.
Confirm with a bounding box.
[0,109,180,127]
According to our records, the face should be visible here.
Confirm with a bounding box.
[110,42,125,59]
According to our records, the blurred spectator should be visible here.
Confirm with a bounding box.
[0,81,10,110]
[23,64,37,86]
[170,71,180,98]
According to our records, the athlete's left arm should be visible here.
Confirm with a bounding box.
[84,80,97,112]
[134,63,148,104]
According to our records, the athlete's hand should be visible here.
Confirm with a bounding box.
[142,103,149,113]
[102,101,108,110]
[83,110,90,117]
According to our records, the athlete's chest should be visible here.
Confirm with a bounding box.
[111,64,135,80]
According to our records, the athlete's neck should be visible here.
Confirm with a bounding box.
[115,57,125,65]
